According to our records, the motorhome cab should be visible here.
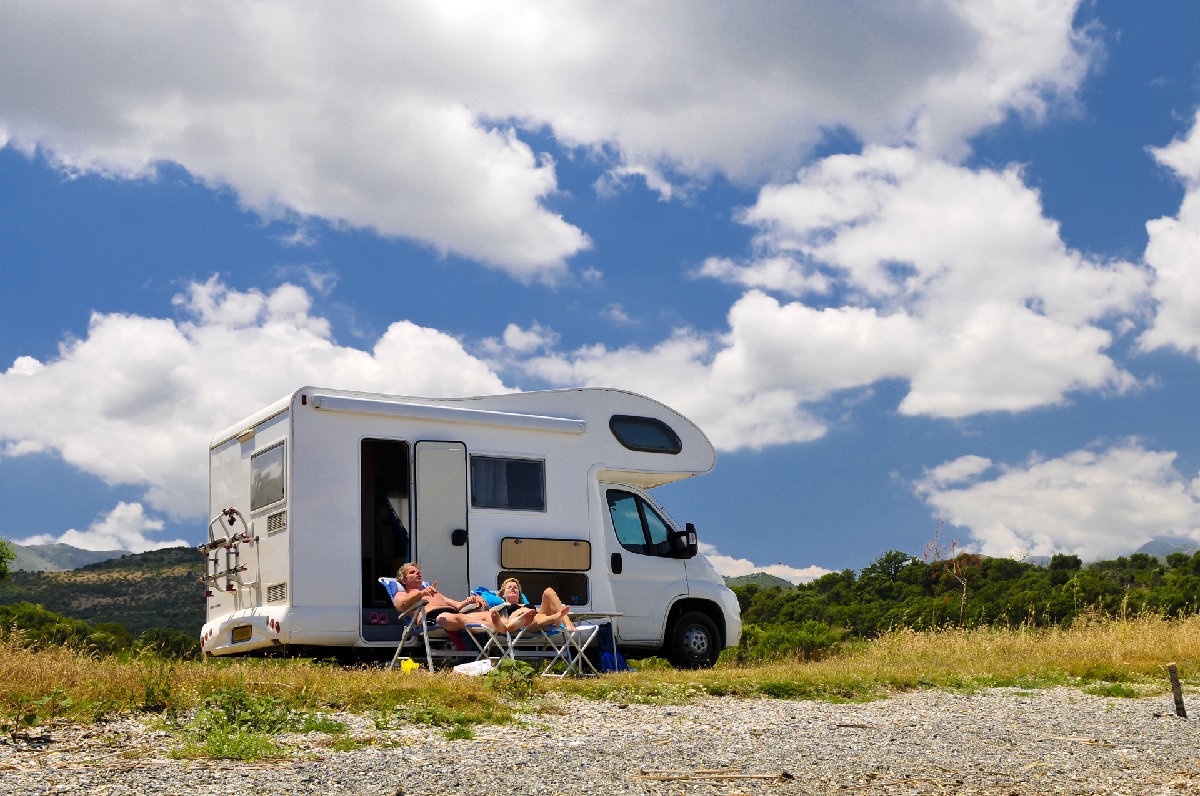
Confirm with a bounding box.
[201,387,741,668]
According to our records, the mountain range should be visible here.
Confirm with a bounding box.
[9,542,133,572]
[0,544,203,637]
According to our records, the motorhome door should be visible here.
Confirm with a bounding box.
[413,441,470,598]
[603,486,690,642]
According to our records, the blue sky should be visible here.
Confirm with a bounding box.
[2,1,1200,581]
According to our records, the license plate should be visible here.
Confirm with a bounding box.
[232,625,253,643]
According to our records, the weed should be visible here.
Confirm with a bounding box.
[172,727,287,761]
[0,689,73,739]
[444,724,475,740]
[1084,683,1140,698]
[326,735,371,752]
[486,659,535,699]
[295,713,348,734]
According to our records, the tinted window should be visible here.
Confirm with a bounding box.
[607,492,647,554]
[471,456,546,510]
[609,415,682,454]
[250,443,285,511]
[606,489,675,556]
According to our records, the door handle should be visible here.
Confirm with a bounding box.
[610,552,623,574]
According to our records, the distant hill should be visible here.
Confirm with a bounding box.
[10,542,131,572]
[0,545,204,637]
[725,572,795,589]
[1135,536,1199,560]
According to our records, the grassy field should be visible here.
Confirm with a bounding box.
[3,612,1198,738]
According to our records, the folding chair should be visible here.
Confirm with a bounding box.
[492,621,602,677]
[378,577,492,671]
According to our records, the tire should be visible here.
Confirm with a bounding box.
[667,611,720,669]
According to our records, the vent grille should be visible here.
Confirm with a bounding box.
[266,582,287,603]
[266,510,287,535]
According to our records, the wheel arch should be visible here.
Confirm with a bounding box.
[664,598,727,650]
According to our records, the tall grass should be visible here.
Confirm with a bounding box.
[3,613,1198,725]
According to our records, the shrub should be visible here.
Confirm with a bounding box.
[735,621,841,663]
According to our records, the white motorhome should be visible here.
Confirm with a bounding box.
[201,386,741,667]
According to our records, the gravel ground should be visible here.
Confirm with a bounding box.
[2,687,1198,795]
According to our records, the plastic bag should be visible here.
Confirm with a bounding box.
[453,658,494,676]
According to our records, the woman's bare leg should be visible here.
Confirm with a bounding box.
[533,588,575,630]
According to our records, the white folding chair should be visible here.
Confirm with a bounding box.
[379,577,491,671]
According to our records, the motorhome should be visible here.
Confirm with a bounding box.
[200,386,741,667]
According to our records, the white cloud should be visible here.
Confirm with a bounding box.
[16,501,186,553]
[702,147,1148,418]
[914,443,1200,561]
[600,304,636,326]
[0,277,507,520]
[697,256,832,297]
[699,542,831,585]
[0,1,1095,279]
[1138,111,1200,357]
[516,140,1152,443]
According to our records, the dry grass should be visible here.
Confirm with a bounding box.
[3,614,1198,724]
[561,613,1200,702]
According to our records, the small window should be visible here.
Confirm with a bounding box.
[471,456,545,510]
[609,415,682,454]
[250,443,286,511]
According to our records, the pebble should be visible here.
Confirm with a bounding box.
[2,687,1198,795]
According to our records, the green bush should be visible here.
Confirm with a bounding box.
[735,620,841,663]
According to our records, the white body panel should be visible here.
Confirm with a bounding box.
[201,387,742,661]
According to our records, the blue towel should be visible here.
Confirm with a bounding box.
[472,586,529,607]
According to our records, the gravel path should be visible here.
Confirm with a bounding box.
[3,687,1198,795]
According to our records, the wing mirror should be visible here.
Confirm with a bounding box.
[669,523,699,559]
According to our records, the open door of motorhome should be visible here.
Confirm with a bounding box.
[413,440,469,598]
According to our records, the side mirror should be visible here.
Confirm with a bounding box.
[684,522,698,558]
[668,523,699,558]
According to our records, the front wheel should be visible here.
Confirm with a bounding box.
[667,611,720,669]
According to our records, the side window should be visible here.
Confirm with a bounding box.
[606,489,674,556]
[250,443,285,511]
[642,504,671,548]
[607,491,648,554]
[470,456,546,510]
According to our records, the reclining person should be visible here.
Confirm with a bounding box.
[391,562,500,634]
[488,577,576,634]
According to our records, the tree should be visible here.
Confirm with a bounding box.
[924,522,975,625]
[0,537,14,581]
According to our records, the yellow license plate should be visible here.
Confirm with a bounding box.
[232,625,253,643]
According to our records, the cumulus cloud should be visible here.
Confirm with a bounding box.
[0,277,507,520]
[15,501,186,553]
[1138,111,1200,356]
[702,147,1148,418]
[0,1,1095,280]
[699,542,832,585]
[914,443,1200,561]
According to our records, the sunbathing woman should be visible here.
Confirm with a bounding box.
[488,577,576,633]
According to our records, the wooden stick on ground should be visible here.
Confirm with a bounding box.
[1168,662,1187,718]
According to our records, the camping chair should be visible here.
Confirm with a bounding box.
[467,586,602,676]
[499,622,602,677]
[377,577,492,671]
